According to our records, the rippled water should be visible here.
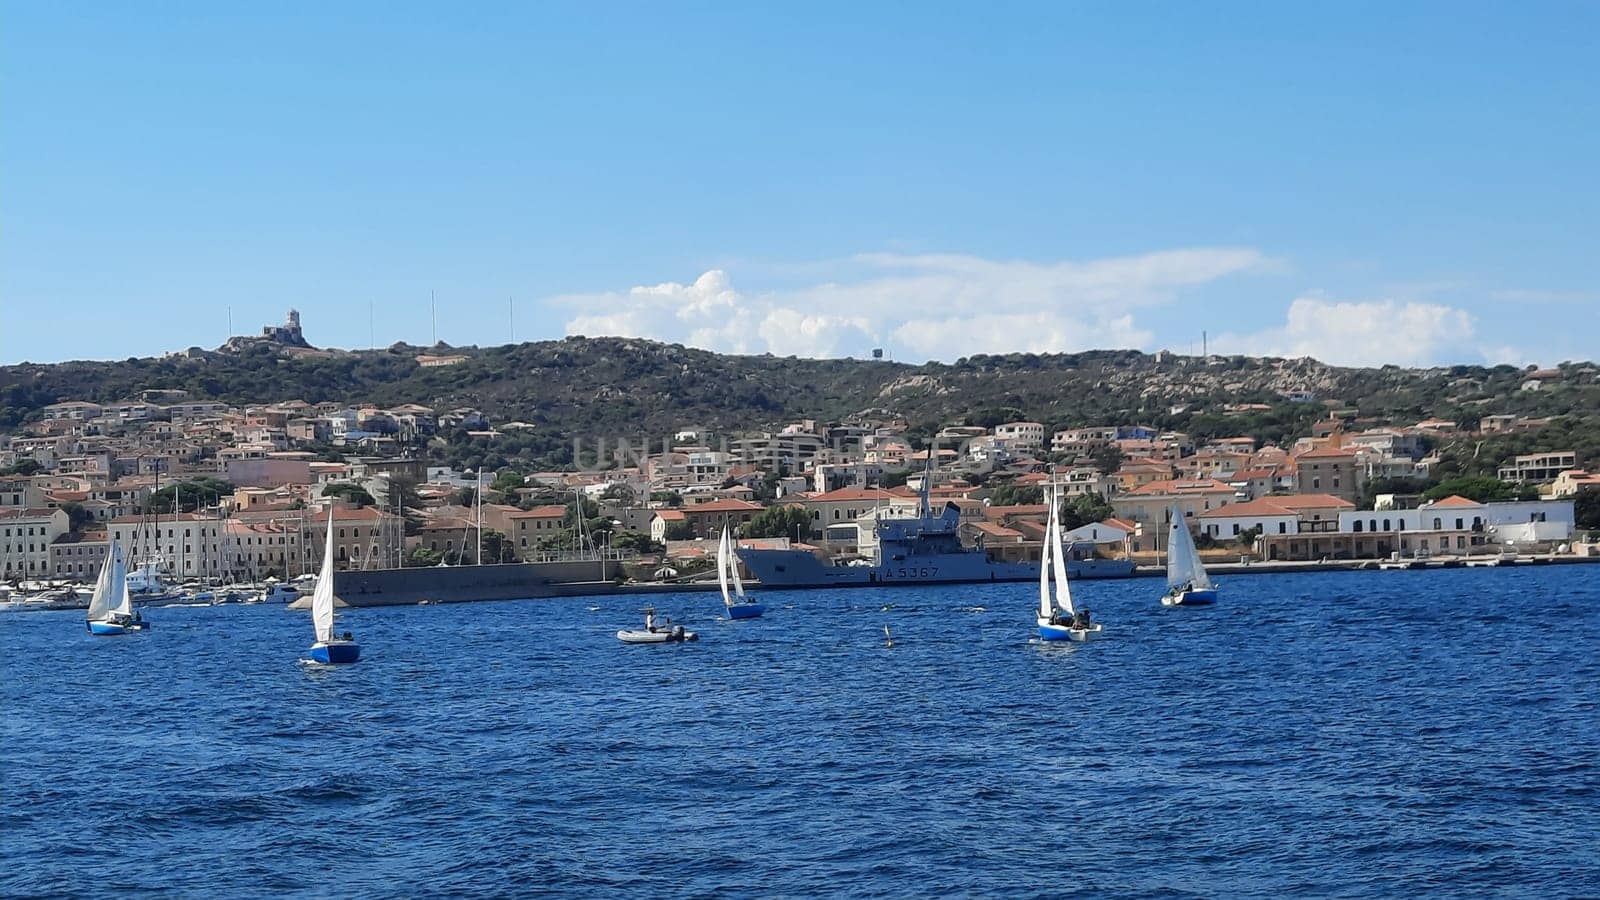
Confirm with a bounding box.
[3,566,1597,897]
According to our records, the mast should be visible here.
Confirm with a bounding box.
[476,470,484,564]
[1039,481,1054,621]
[175,483,185,578]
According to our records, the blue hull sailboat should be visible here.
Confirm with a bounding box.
[309,641,361,664]
[307,506,360,664]
[719,526,765,620]
[1162,505,1218,607]
[85,543,149,635]
[1037,479,1101,642]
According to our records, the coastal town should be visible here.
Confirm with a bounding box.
[3,321,1595,593]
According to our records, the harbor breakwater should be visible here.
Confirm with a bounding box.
[333,555,1597,606]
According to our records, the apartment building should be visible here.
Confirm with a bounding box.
[1293,446,1362,501]
[1498,451,1579,484]
[992,422,1045,451]
[1,507,70,578]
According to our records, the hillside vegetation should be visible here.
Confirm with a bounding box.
[3,338,1597,474]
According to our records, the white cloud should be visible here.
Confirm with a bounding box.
[1214,296,1477,367]
[554,247,1270,360]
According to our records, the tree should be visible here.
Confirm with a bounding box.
[147,477,236,513]
[1,459,42,476]
[650,490,684,508]
[600,483,637,505]
[1057,492,1114,531]
[1090,445,1124,474]
[1575,488,1600,531]
[59,501,93,531]
[741,504,812,541]
[881,468,911,489]
[988,482,1043,507]
[1360,476,1430,509]
[479,529,518,563]
[406,546,443,567]
[611,531,660,554]
[564,496,600,526]
[1238,525,1262,546]
[387,474,426,535]
[489,469,526,500]
[323,482,377,507]
[1422,476,1520,504]
[663,520,696,541]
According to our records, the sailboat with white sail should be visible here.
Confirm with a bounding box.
[718,526,765,620]
[1162,505,1217,606]
[85,543,149,635]
[1037,482,1101,641]
[307,506,361,664]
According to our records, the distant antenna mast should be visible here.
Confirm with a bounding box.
[1203,330,1208,357]
[431,290,438,345]
[509,296,515,344]
[227,305,233,339]
[369,300,375,350]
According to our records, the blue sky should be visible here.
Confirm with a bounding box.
[3,2,1596,367]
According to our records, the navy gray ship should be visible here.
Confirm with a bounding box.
[736,499,1134,589]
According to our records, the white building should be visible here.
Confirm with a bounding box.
[0,507,70,579]
[993,422,1045,451]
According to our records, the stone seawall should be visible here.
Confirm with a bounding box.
[334,560,633,606]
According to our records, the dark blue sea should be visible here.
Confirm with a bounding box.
[4,566,1598,898]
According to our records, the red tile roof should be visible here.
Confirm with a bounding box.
[1427,495,1484,508]
[1295,446,1359,459]
[800,487,902,503]
[1126,478,1235,496]
[681,498,765,513]
[968,521,1023,539]
[508,504,567,519]
[983,504,1049,520]
[1198,494,1354,518]
[1229,468,1280,481]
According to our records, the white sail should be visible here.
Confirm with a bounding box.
[1166,507,1212,589]
[1049,489,1075,616]
[311,507,337,643]
[729,532,745,600]
[85,545,119,621]
[717,527,733,608]
[110,548,133,617]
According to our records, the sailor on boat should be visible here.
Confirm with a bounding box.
[617,606,697,644]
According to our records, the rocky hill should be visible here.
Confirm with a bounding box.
[3,337,1596,465]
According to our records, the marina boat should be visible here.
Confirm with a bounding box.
[23,587,86,611]
[718,527,765,620]
[617,607,698,644]
[306,508,360,665]
[1037,483,1101,642]
[260,583,300,604]
[210,584,253,604]
[127,563,184,606]
[1161,506,1217,607]
[85,545,149,635]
